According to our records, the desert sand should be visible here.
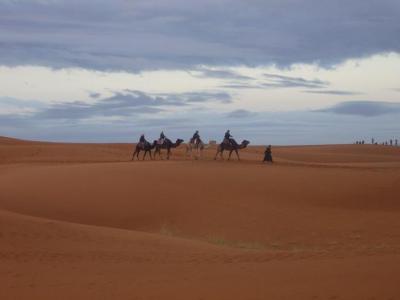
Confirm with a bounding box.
[1,136,400,299]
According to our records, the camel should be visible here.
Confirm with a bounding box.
[132,140,157,160]
[185,138,205,160]
[214,139,250,160]
[154,138,184,160]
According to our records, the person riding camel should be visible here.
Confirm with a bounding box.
[191,130,200,144]
[158,131,166,145]
[139,134,146,147]
[224,130,235,146]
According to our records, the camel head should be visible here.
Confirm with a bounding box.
[176,139,184,145]
[241,140,250,148]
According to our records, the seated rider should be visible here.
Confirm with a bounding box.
[224,130,234,145]
[158,131,166,145]
[139,134,146,146]
[191,130,200,144]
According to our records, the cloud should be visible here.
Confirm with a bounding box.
[0,0,399,71]
[227,109,255,118]
[1,90,232,122]
[304,90,361,95]
[0,96,46,115]
[316,101,400,117]
[36,91,174,120]
[221,83,262,89]
[263,73,328,89]
[89,92,101,99]
[192,69,253,80]
[157,91,232,104]
[221,74,329,90]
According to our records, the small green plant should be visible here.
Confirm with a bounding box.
[159,223,175,236]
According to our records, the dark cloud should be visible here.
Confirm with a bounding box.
[304,90,361,95]
[89,92,101,99]
[158,91,232,104]
[227,109,255,118]
[193,69,253,80]
[36,91,175,120]
[221,74,329,90]
[221,83,262,89]
[263,73,328,89]
[0,0,399,71]
[1,90,231,122]
[316,101,400,116]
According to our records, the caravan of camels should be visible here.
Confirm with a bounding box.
[132,130,251,161]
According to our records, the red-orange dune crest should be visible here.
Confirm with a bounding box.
[1,136,400,299]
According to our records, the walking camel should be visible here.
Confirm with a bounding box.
[186,138,205,160]
[154,138,184,160]
[132,140,158,160]
[214,140,250,160]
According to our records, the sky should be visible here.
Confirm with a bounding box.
[0,0,399,145]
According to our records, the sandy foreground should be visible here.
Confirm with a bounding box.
[1,136,400,300]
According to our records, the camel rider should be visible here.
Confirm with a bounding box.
[191,130,200,144]
[158,131,166,145]
[224,130,233,145]
[139,134,146,147]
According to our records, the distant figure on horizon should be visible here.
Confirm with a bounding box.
[263,145,273,163]
[396,139,398,146]
[390,139,393,146]
[372,138,375,144]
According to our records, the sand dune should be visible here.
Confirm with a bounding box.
[1,137,400,299]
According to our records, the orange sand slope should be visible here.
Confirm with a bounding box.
[1,136,400,299]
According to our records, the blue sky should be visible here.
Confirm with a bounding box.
[0,0,399,144]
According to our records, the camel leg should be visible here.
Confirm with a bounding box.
[154,148,160,160]
[132,149,136,160]
[235,149,240,160]
[214,149,220,160]
[167,148,170,160]
[133,149,140,161]
[228,150,233,160]
[157,148,163,160]
[143,150,147,160]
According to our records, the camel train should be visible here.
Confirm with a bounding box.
[132,130,250,161]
